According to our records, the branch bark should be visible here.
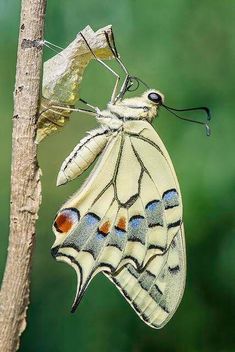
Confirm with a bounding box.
[0,0,47,351]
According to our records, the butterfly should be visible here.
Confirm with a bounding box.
[51,31,210,329]
[51,88,186,328]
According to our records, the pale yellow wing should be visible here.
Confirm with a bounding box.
[51,120,185,325]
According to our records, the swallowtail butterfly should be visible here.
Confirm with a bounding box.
[51,30,210,328]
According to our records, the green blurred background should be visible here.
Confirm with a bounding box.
[1,1,235,351]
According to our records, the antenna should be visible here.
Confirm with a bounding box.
[162,103,211,136]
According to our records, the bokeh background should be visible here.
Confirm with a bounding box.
[1,1,235,351]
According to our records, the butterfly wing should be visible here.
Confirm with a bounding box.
[52,120,185,324]
[105,225,186,329]
[52,133,124,308]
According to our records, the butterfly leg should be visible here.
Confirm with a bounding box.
[80,31,128,104]
[50,105,98,117]
[41,39,64,54]
[103,31,130,103]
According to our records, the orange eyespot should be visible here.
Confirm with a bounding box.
[99,221,111,236]
[54,214,73,233]
[53,208,80,234]
[117,217,126,231]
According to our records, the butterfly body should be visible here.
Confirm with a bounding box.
[52,89,186,328]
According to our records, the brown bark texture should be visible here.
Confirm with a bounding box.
[0,0,47,351]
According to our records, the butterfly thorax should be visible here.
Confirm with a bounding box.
[98,90,164,127]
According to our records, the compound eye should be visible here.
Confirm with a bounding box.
[148,92,162,104]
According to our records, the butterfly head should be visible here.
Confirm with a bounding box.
[107,89,164,123]
[142,89,164,112]
[137,89,165,122]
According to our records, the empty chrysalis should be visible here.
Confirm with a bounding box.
[36,25,116,143]
[51,28,211,329]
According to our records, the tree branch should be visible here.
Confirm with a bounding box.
[0,0,47,351]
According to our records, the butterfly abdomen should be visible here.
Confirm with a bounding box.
[57,128,109,186]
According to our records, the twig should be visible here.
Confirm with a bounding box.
[0,0,47,351]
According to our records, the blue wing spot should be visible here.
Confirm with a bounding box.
[146,200,160,212]
[96,232,106,240]
[163,191,177,201]
[115,228,125,237]
[85,212,100,226]
[162,189,179,209]
[145,200,163,227]
[130,216,144,229]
